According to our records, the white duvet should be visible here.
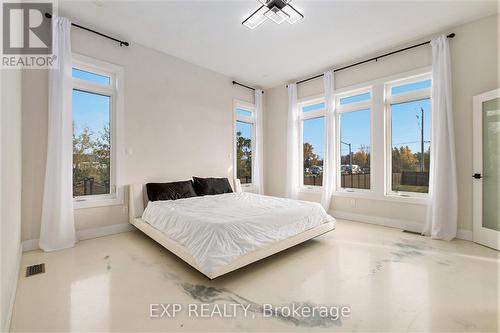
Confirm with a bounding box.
[142,192,334,275]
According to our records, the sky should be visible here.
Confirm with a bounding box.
[236,120,253,141]
[391,99,431,152]
[304,117,325,157]
[339,109,370,158]
[73,90,110,140]
[72,69,111,140]
[303,80,431,159]
[337,98,431,158]
[236,109,254,144]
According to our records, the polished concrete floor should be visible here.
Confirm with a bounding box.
[11,220,499,332]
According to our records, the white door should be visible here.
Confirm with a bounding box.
[473,89,500,250]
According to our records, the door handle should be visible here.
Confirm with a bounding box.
[473,173,482,179]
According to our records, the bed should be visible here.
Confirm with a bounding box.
[128,183,335,279]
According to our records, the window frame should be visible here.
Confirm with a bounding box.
[384,72,432,199]
[295,67,432,205]
[233,100,256,191]
[72,54,124,209]
[335,87,374,194]
[298,96,326,192]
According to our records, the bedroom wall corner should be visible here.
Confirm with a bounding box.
[263,85,288,197]
[20,26,255,243]
[262,14,500,234]
[1,68,23,332]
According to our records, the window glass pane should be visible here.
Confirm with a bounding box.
[391,98,431,193]
[72,68,111,85]
[482,98,500,231]
[236,108,252,117]
[303,117,324,186]
[302,102,325,113]
[391,79,431,95]
[73,89,111,197]
[340,92,371,105]
[340,109,371,189]
[236,121,253,184]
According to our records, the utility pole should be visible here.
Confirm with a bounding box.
[349,143,353,169]
[420,107,424,172]
[341,141,352,171]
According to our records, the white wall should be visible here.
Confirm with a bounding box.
[1,68,23,331]
[20,13,498,243]
[21,27,255,241]
[264,14,499,234]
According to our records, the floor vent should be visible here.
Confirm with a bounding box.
[26,263,45,277]
[403,230,422,236]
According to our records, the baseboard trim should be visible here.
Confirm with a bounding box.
[22,223,135,252]
[76,223,135,241]
[456,229,473,241]
[331,210,473,241]
[3,244,22,332]
[21,239,39,252]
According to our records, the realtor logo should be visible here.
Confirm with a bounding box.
[2,1,55,68]
[3,2,52,54]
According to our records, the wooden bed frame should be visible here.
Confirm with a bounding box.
[128,184,335,279]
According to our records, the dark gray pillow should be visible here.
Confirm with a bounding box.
[146,181,197,201]
[192,177,233,196]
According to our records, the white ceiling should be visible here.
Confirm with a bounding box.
[60,1,498,88]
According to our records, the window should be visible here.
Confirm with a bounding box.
[72,68,111,85]
[72,54,123,208]
[337,90,372,191]
[303,102,326,113]
[299,99,325,189]
[236,108,252,117]
[386,75,431,196]
[291,68,432,204]
[234,102,255,187]
[339,92,371,105]
[391,79,431,95]
[73,90,111,197]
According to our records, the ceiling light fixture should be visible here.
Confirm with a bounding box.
[242,0,303,30]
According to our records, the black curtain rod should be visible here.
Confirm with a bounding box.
[232,81,264,94]
[45,13,129,47]
[289,33,455,87]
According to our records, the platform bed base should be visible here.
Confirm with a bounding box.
[131,217,335,279]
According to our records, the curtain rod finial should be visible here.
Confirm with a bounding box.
[447,33,455,38]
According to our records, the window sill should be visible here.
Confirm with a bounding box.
[384,193,428,205]
[241,184,254,193]
[74,194,123,210]
[333,190,428,205]
[336,188,373,195]
[299,186,322,194]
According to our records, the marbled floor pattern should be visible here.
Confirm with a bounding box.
[10,220,499,332]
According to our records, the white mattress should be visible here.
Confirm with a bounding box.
[141,192,335,275]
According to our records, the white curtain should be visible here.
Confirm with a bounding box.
[321,70,335,211]
[423,35,458,240]
[252,89,264,194]
[286,84,299,199]
[39,17,77,251]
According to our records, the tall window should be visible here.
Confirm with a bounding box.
[386,75,431,195]
[337,90,372,190]
[72,55,123,207]
[234,103,255,187]
[299,99,325,188]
